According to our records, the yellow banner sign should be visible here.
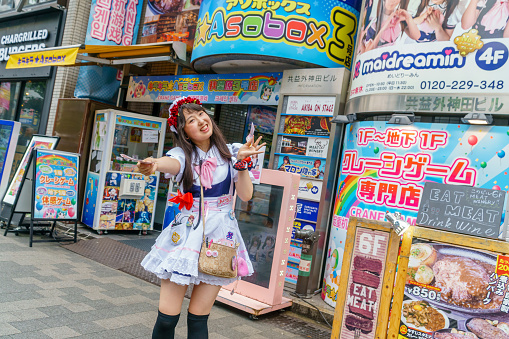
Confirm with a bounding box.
[6,47,78,69]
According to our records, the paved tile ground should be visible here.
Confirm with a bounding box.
[0,231,331,338]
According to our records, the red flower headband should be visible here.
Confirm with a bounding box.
[168,96,202,133]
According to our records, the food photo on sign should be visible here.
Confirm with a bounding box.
[399,240,509,339]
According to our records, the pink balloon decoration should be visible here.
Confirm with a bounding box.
[468,135,478,146]
[68,207,75,218]
[493,185,501,190]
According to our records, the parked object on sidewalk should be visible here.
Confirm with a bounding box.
[81,109,166,235]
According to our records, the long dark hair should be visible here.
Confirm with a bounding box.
[174,103,231,192]
[415,0,459,30]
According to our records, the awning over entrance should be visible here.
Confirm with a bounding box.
[5,41,188,70]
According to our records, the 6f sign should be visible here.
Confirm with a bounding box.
[359,233,385,256]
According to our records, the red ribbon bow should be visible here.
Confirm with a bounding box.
[169,190,194,210]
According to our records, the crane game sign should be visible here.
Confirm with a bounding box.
[323,121,509,307]
[191,0,363,69]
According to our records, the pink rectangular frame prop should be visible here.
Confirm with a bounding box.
[216,169,300,316]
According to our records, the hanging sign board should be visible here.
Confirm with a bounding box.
[285,96,336,116]
[32,149,79,221]
[418,182,506,239]
[389,226,509,339]
[331,217,400,339]
[2,135,59,207]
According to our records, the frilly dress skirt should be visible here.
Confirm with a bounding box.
[141,144,255,286]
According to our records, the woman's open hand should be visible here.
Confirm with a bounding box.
[237,136,266,161]
[137,158,157,176]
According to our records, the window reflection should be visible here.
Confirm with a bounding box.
[17,81,46,147]
[0,82,21,121]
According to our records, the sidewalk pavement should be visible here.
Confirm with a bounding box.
[0,229,332,338]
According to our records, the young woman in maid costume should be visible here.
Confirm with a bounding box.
[137,96,265,339]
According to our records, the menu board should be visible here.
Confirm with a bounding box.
[2,135,59,206]
[418,182,506,239]
[398,239,509,339]
[340,227,389,339]
[33,149,79,220]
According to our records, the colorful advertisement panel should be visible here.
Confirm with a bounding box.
[33,150,79,220]
[279,116,332,136]
[323,121,509,307]
[127,73,281,105]
[2,136,59,206]
[141,0,201,49]
[191,0,362,69]
[349,0,509,102]
[245,105,277,136]
[398,240,509,339]
[276,155,326,179]
[85,0,144,46]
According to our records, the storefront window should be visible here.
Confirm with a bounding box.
[17,81,46,147]
[0,82,21,121]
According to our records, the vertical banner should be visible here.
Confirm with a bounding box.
[86,0,144,46]
[33,149,79,220]
[323,121,509,307]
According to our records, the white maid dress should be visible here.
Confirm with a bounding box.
[141,144,255,286]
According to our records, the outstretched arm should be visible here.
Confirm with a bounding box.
[137,156,181,176]
[401,9,422,40]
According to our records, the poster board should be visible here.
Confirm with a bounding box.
[388,226,509,339]
[331,217,400,339]
[0,120,20,200]
[2,135,59,207]
[32,149,79,221]
[418,182,506,239]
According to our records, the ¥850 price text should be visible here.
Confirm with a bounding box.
[420,80,504,90]
[406,285,441,301]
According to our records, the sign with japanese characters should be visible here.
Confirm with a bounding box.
[86,0,144,46]
[398,239,509,339]
[298,178,322,202]
[323,121,509,307]
[418,182,506,239]
[32,149,79,221]
[340,227,389,339]
[276,155,325,179]
[348,0,509,106]
[127,73,282,105]
[6,47,78,69]
[191,0,362,69]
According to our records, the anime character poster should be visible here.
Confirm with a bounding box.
[323,121,509,307]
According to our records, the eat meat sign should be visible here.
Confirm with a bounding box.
[332,217,400,339]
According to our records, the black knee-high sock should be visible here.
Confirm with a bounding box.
[187,312,209,339]
[152,310,180,339]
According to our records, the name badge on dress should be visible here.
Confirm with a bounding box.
[217,195,232,207]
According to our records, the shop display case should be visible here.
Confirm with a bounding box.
[81,109,166,234]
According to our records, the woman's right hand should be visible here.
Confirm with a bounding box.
[137,158,157,176]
